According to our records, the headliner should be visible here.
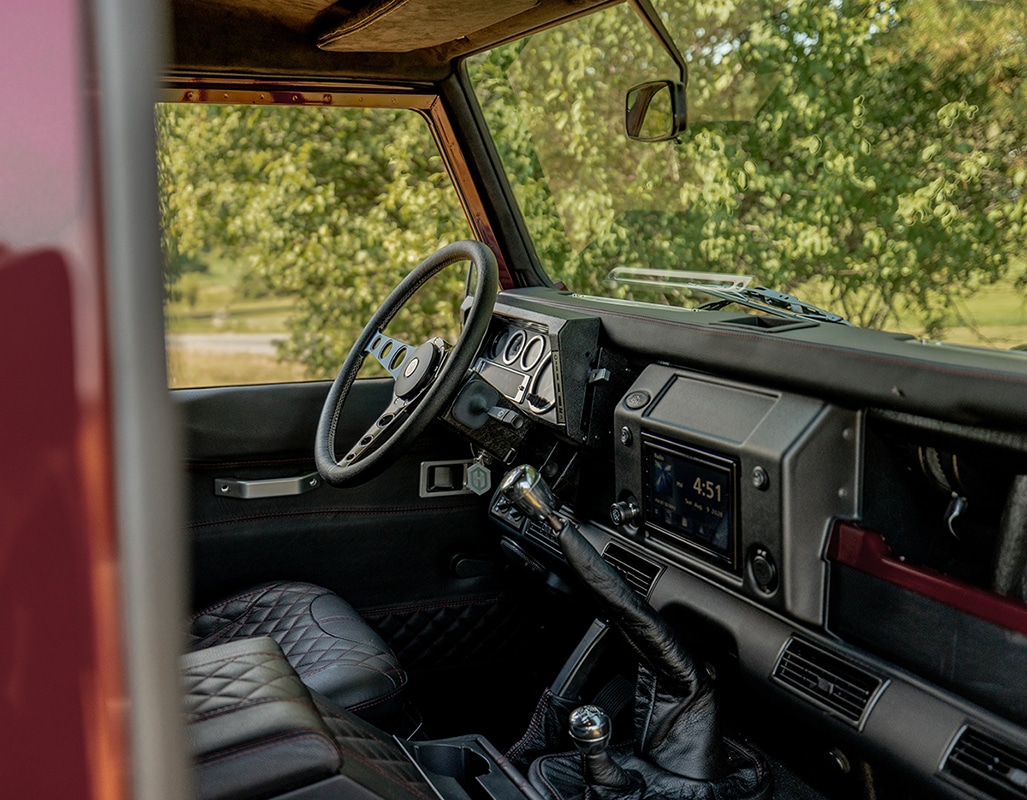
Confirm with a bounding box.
[170,0,618,82]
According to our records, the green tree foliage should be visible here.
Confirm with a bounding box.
[157,0,1027,373]
[471,0,1027,334]
[156,104,470,378]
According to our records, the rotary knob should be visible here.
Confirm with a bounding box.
[609,500,640,527]
[750,547,778,594]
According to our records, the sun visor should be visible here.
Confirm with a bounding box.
[317,0,539,53]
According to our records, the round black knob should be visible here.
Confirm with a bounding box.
[609,500,640,527]
[569,705,612,755]
[751,549,778,593]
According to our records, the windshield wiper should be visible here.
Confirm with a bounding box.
[605,267,849,326]
[693,285,850,326]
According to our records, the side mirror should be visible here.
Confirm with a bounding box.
[625,80,687,142]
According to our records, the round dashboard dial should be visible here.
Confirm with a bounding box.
[503,329,527,365]
[487,328,510,360]
[520,334,546,371]
[527,354,556,414]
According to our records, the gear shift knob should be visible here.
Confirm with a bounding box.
[569,705,612,755]
[499,464,564,530]
[569,705,642,794]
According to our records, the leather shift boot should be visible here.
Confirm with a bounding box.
[583,752,645,800]
[507,689,581,771]
[635,664,724,780]
[530,739,772,800]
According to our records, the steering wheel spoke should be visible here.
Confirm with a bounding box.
[340,393,410,464]
[365,332,418,380]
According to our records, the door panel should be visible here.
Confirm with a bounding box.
[176,379,500,612]
[175,377,574,744]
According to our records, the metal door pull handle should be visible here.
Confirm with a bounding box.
[215,472,321,499]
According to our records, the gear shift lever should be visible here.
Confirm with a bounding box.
[568,705,612,754]
[500,464,706,693]
[498,464,565,532]
[501,465,725,781]
[569,706,643,797]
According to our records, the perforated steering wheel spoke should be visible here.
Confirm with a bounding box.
[340,394,410,465]
[365,332,417,380]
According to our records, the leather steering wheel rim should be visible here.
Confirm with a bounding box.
[315,240,498,487]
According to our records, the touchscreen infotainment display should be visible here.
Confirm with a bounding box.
[644,439,738,569]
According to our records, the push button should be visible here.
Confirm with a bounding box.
[625,390,651,410]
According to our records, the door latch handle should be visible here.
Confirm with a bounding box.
[215,472,321,499]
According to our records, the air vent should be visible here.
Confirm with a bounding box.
[772,638,884,727]
[943,726,1027,800]
[523,518,561,558]
[602,543,662,599]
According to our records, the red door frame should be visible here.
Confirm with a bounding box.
[1,0,187,797]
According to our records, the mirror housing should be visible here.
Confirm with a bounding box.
[625,80,687,142]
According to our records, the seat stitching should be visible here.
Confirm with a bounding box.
[187,503,478,531]
[186,696,317,722]
[344,682,406,712]
[195,730,340,770]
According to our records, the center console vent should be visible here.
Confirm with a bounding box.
[942,726,1027,800]
[772,638,885,728]
[602,543,661,599]
[524,518,561,558]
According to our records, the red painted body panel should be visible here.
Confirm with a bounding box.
[0,2,129,798]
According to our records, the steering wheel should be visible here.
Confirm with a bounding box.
[315,240,498,487]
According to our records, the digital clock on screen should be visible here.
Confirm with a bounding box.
[643,438,739,570]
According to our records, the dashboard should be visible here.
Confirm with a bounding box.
[456,288,1027,800]
[475,323,558,418]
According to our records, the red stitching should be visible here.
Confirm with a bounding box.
[359,592,503,618]
[299,657,405,686]
[346,682,406,712]
[187,695,313,723]
[189,584,268,624]
[187,503,478,531]
[196,730,339,770]
[506,689,551,762]
[187,456,313,470]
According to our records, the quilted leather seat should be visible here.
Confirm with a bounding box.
[189,581,407,727]
[182,637,434,800]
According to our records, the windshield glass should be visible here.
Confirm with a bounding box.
[467,0,1027,349]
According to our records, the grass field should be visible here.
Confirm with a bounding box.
[796,268,1027,350]
[925,281,1027,350]
[166,254,296,333]
[168,303,294,334]
[166,348,311,388]
[167,331,303,388]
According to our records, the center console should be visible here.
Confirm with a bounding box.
[611,364,859,623]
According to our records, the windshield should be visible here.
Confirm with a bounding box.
[467,0,1027,349]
